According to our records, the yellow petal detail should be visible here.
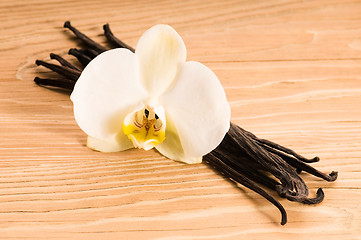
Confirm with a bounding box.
[123,106,166,150]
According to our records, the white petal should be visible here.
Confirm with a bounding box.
[87,133,134,152]
[71,48,148,142]
[136,24,186,98]
[155,117,202,164]
[160,61,231,158]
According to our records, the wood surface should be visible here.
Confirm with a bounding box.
[1,0,361,239]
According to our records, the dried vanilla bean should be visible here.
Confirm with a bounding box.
[64,21,107,54]
[35,59,80,80]
[206,123,328,205]
[204,151,288,225]
[34,77,75,90]
[245,130,320,163]
[50,53,81,71]
[103,23,135,52]
[68,48,93,67]
[34,21,337,225]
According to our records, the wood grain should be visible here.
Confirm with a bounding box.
[1,0,361,239]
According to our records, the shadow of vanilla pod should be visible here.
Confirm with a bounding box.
[34,21,337,225]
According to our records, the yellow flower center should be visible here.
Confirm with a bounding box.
[123,106,166,150]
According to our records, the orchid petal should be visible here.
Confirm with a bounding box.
[71,48,148,142]
[155,117,202,164]
[87,134,134,152]
[136,24,186,98]
[160,61,231,159]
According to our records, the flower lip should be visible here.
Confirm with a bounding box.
[123,105,166,151]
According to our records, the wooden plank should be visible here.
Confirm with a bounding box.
[1,0,360,239]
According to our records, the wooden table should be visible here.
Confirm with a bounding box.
[1,0,360,239]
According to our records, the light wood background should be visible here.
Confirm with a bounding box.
[1,0,360,239]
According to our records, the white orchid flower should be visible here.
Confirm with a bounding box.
[70,24,231,164]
